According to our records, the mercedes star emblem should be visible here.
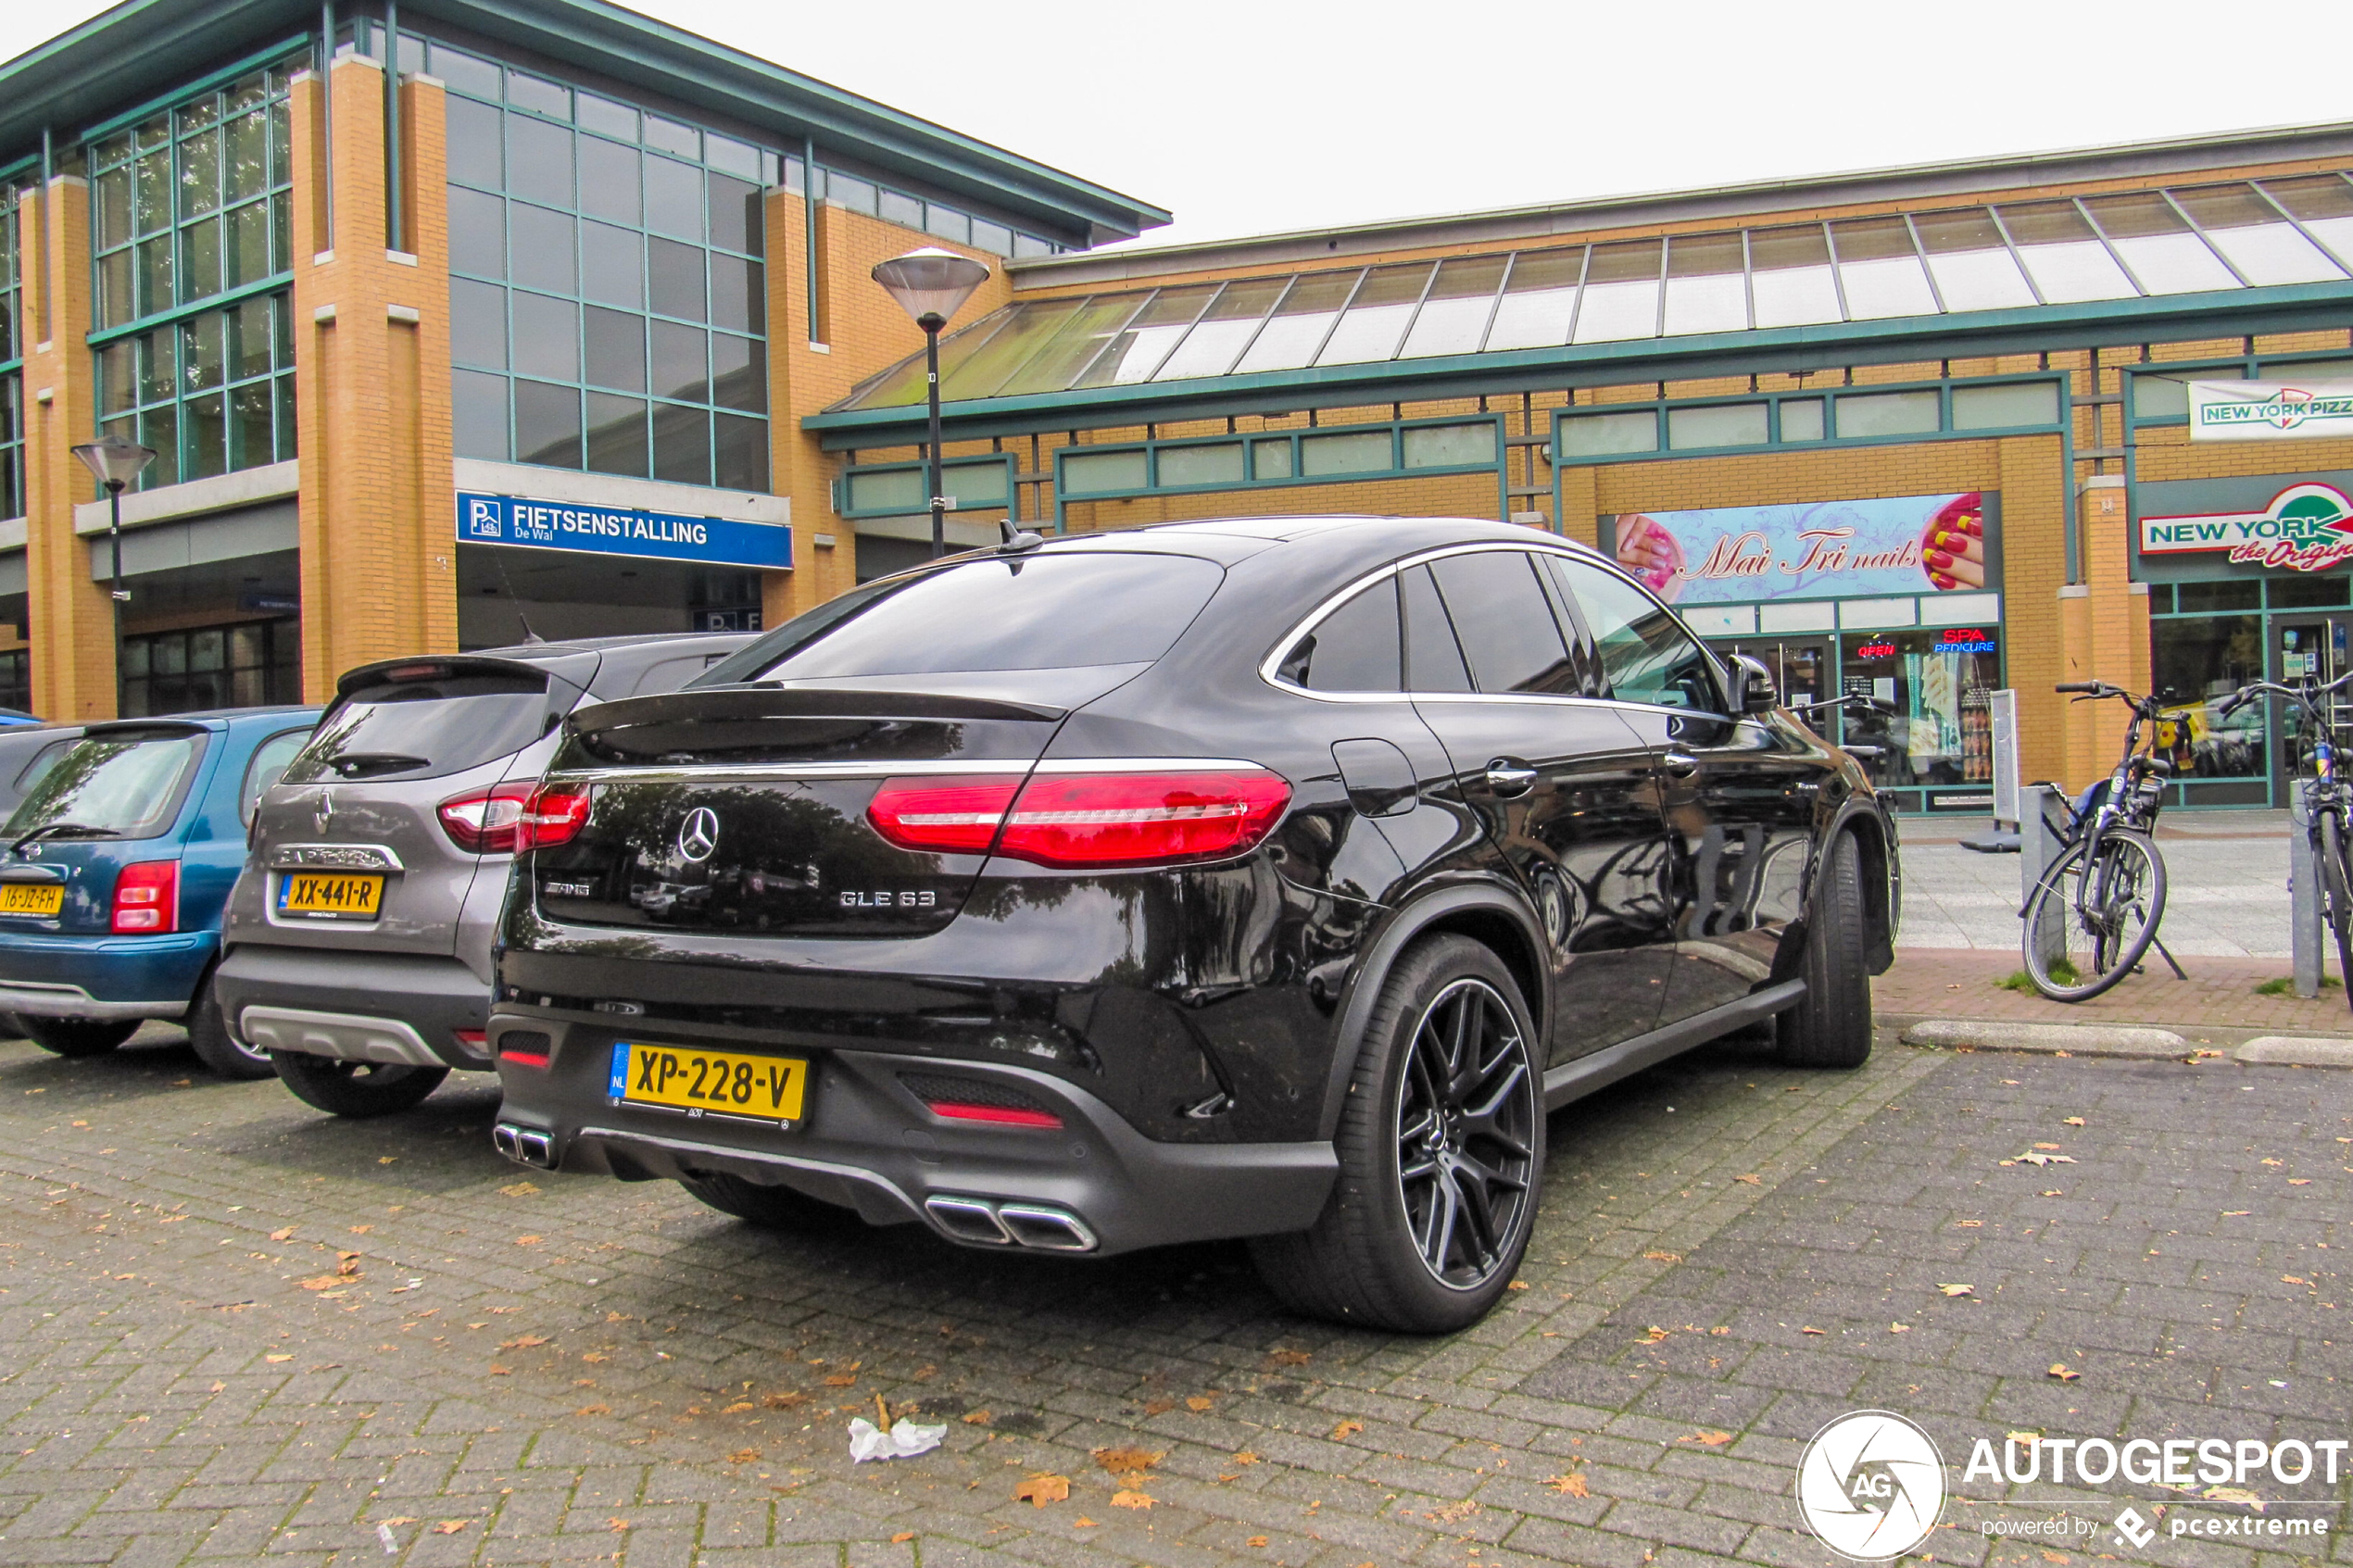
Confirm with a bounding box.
[677,806,721,863]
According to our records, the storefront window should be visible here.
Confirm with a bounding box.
[2149,612,2265,779]
[122,619,298,716]
[1836,627,2000,788]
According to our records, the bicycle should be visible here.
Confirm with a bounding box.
[2018,681,2183,1001]
[2216,667,2353,1011]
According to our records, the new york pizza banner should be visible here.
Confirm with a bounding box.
[1602,492,1989,606]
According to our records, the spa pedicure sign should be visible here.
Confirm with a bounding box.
[1603,492,1995,605]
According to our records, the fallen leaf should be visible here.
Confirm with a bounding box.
[208,1381,225,1392]
[1093,1446,1164,1475]
[1735,1173,1762,1185]
[488,1365,512,1376]
[726,1449,759,1463]
[1547,1472,1590,1497]
[891,1531,915,1543]
[2290,1179,2312,1186]
[2222,1210,2251,1217]
[581,1352,609,1363]
[432,1520,468,1535]
[723,1401,753,1414]
[1261,1348,1312,1368]
[1233,1449,1260,1464]
[2033,1142,2062,1151]
[609,1519,630,1533]
[1938,1284,1974,1298]
[1957,1219,1982,1228]
[500,1182,540,1197]
[2043,1551,2070,1564]
[1505,1279,1529,1291]
[514,1236,542,1246]
[961,1409,991,1425]
[1074,1516,1098,1527]
[1111,1489,1154,1511]
[269,1226,296,1242]
[1637,1325,1670,1344]
[2284,1275,2310,1286]
[1679,1430,1734,1447]
[1708,1325,1730,1336]
[1642,1249,1682,1263]
[378,1157,396,1165]
[2013,1152,2077,1167]
[1331,1419,1364,1439]
[2062,1117,2085,1127]
[498,1335,550,1350]
[1890,1322,1911,1334]
[297,1276,341,1291]
[576,1403,611,1415]
[1013,1474,1069,1506]
[1185,1395,1214,1411]
[1142,1397,1176,1415]
[377,1517,416,1527]
[762,1392,805,1409]
[2048,1363,2080,1382]
[265,1353,294,1362]
[822,1374,857,1386]
[1248,1538,1269,1549]
[1801,1326,1826,1336]
[2202,1486,2265,1509]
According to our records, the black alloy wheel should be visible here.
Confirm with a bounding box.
[1395,976,1540,1288]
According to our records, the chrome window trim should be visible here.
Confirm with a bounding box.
[546,757,1265,784]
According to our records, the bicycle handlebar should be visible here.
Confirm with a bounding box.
[2054,681,2102,695]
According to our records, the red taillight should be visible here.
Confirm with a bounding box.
[437,782,536,853]
[867,769,1290,868]
[111,860,179,934]
[927,1100,1063,1129]
[519,784,591,851]
[866,776,1024,854]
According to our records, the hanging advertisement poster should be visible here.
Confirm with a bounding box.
[2186,380,2353,443]
[1600,492,1996,606]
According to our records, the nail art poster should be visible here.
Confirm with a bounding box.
[1601,492,1994,606]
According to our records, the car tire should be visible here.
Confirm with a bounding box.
[22,1017,139,1058]
[1778,830,1874,1070]
[271,1051,448,1117]
[182,974,275,1081]
[678,1172,846,1230]
[0,1012,25,1039]
[1249,934,1544,1334]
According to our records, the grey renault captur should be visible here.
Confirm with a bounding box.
[218,632,749,1116]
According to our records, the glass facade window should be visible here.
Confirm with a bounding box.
[2083,193,2237,295]
[1662,232,1747,336]
[0,649,27,714]
[1573,239,1662,344]
[121,618,298,716]
[810,166,1056,259]
[1836,628,2001,789]
[2170,183,2340,285]
[441,53,770,489]
[0,188,21,518]
[2261,174,2353,271]
[1319,263,1433,366]
[1749,224,1842,328]
[2150,611,2265,780]
[86,61,299,489]
[1666,401,1768,450]
[1914,208,2036,311]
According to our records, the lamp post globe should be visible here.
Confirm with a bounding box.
[69,433,157,716]
[872,248,992,558]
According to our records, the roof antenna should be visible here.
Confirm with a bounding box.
[1000,516,1044,553]
[515,612,547,644]
[487,548,547,641]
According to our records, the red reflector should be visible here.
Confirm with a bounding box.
[926,1100,1063,1129]
[500,1051,551,1069]
[110,860,179,934]
[996,769,1290,868]
[454,1029,487,1047]
[520,784,592,850]
[437,782,536,854]
[866,776,1022,854]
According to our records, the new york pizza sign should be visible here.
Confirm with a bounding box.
[2139,482,2353,572]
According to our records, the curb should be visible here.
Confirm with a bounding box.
[2235,1035,2353,1068]
[1899,1020,2188,1058]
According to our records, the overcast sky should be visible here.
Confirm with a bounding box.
[11,0,2353,248]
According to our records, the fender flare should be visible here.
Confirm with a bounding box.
[1312,881,1548,1142]
[1790,797,1898,977]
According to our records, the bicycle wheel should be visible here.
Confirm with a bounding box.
[2321,813,2353,1010]
[2020,829,2167,1002]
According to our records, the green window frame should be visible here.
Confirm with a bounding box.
[1045,415,1503,503]
[86,56,303,490]
[835,455,1015,519]
[434,36,774,492]
[1549,373,2063,466]
[2127,350,2353,426]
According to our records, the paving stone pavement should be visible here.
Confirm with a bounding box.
[0,1023,2342,1568]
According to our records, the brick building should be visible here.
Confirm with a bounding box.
[5,1,2353,813]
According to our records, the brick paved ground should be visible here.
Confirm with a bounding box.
[1875,949,2353,1037]
[0,1022,2344,1567]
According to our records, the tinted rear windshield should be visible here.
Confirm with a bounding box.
[698,554,1224,684]
[4,732,205,842]
[283,671,555,784]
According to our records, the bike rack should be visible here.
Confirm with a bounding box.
[2291,781,2326,1000]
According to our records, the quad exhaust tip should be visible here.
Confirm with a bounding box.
[923,1195,1096,1252]
[492,1123,556,1169]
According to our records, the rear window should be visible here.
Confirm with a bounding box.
[282,671,556,784]
[699,555,1224,684]
[3,732,205,842]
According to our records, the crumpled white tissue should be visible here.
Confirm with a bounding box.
[848,1416,947,1461]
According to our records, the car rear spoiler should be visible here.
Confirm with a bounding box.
[333,653,591,700]
[568,685,1068,740]
[81,718,215,740]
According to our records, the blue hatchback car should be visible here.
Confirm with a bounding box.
[0,707,321,1076]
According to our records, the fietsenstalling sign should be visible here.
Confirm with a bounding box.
[456,492,793,571]
[2187,380,2353,442]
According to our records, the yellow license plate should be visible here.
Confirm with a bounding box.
[278,872,385,917]
[0,884,62,916]
[610,1042,808,1125]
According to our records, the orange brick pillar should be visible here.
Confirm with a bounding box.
[2054,474,2148,789]
[291,53,457,701]
[21,173,118,721]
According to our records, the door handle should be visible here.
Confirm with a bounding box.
[1662,751,1701,778]
[1483,761,1539,797]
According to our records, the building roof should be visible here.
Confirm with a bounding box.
[0,0,1169,245]
[809,157,2353,441]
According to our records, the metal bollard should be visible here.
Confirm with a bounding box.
[2291,781,2322,1000]
[2020,784,2066,973]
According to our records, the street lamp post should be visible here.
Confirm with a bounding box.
[871,248,991,558]
[69,433,157,715]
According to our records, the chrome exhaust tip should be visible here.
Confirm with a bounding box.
[997,1204,1098,1252]
[494,1123,557,1169]
[924,1195,1013,1245]
[491,1123,521,1160]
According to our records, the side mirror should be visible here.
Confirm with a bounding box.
[1730,653,1777,714]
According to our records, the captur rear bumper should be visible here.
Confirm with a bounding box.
[216,944,492,1068]
[486,1013,1337,1259]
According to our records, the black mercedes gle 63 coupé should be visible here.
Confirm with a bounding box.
[487,516,1898,1331]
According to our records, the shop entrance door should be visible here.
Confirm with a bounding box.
[2271,616,2353,797]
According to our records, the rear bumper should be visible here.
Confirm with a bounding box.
[215,944,493,1069]
[487,1015,1337,1259]
[0,931,213,1019]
